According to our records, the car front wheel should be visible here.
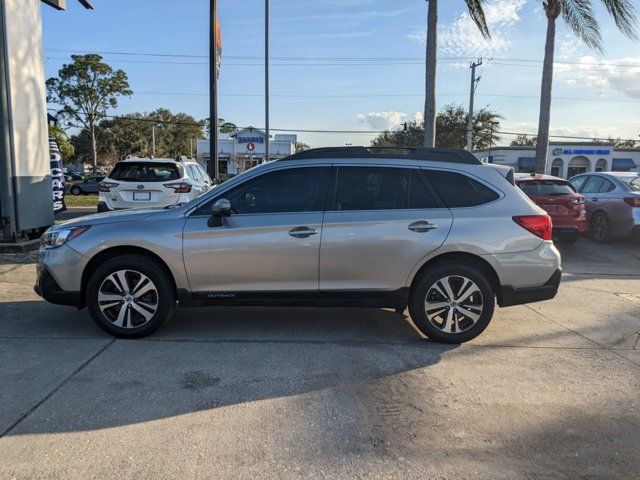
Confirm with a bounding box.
[408,262,495,343]
[86,255,175,338]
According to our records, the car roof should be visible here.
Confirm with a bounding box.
[117,157,199,166]
[514,173,568,182]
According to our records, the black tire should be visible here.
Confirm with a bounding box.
[557,231,579,244]
[86,254,175,338]
[71,186,82,195]
[590,212,611,243]
[408,262,495,344]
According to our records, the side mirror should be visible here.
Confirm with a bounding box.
[208,198,231,227]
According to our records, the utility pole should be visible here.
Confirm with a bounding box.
[466,58,482,152]
[264,0,270,163]
[210,0,219,179]
[402,122,408,148]
[152,125,156,157]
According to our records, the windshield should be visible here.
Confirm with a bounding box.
[518,180,576,196]
[109,162,182,182]
[621,175,640,191]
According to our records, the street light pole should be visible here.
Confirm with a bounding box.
[264,0,269,163]
[152,125,156,157]
[210,0,219,179]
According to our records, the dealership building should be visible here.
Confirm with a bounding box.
[475,142,640,178]
[197,127,297,176]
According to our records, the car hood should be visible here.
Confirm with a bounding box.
[54,208,168,229]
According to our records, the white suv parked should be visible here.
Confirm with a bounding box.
[98,157,213,212]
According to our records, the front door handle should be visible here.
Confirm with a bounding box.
[408,221,438,233]
[591,197,599,202]
[289,226,317,238]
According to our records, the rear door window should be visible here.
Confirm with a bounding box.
[581,176,605,194]
[109,162,181,182]
[425,170,499,207]
[332,167,441,211]
[598,179,615,193]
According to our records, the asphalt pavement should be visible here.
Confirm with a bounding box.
[0,238,639,479]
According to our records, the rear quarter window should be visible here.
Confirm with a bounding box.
[426,170,499,208]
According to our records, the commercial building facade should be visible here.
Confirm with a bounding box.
[475,142,639,179]
[197,127,297,177]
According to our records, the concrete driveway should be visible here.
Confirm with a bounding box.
[1,238,639,479]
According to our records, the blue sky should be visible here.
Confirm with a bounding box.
[42,0,640,147]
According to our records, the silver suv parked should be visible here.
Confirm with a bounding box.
[35,147,561,343]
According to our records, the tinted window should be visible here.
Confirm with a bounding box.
[109,162,181,182]
[220,167,328,214]
[570,176,588,192]
[426,170,499,207]
[599,179,615,193]
[518,180,575,196]
[582,176,604,194]
[333,167,439,211]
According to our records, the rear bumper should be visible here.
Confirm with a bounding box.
[34,266,83,308]
[498,268,562,307]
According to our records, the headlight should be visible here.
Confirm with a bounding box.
[41,226,90,249]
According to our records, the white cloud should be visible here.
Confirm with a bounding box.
[356,111,407,130]
[407,0,527,57]
[556,55,640,99]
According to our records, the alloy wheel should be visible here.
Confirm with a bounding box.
[424,275,484,334]
[98,270,158,329]
[592,215,608,242]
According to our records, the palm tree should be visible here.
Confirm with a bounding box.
[423,0,490,147]
[534,0,638,173]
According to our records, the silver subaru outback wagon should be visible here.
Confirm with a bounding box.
[35,147,561,343]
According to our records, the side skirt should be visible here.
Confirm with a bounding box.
[177,288,409,309]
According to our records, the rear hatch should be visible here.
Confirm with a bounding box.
[517,179,585,224]
[104,162,184,209]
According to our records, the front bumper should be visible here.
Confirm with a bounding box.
[34,265,83,308]
[498,268,562,307]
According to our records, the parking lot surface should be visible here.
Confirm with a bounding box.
[1,238,639,479]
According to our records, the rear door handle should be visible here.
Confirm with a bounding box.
[591,198,599,202]
[289,226,317,238]
[408,221,437,233]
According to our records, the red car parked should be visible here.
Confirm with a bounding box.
[515,174,587,244]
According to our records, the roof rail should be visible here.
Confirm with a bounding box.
[279,146,481,165]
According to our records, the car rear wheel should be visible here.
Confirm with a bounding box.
[71,186,81,195]
[86,255,175,338]
[408,262,495,344]
[591,213,611,243]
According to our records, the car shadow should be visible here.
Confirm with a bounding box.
[1,303,458,437]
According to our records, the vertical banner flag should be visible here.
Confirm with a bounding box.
[49,138,67,214]
[215,10,222,78]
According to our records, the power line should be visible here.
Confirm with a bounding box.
[43,48,640,69]
[46,110,639,143]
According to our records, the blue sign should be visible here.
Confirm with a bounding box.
[559,149,611,155]
[237,136,264,144]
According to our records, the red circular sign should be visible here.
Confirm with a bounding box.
[247,142,255,152]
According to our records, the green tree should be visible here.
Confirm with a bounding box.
[295,142,311,152]
[99,113,151,160]
[534,0,638,173]
[373,105,502,151]
[423,1,490,147]
[510,134,537,147]
[48,124,75,160]
[203,118,238,137]
[147,109,204,157]
[46,54,132,169]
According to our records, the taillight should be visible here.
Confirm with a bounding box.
[624,197,640,207]
[99,182,118,192]
[570,196,585,205]
[513,215,553,240]
[164,182,192,193]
